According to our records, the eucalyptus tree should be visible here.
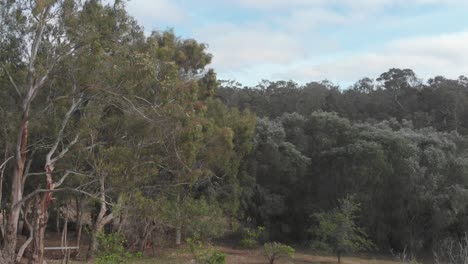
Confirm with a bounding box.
[0,0,147,262]
[0,0,85,262]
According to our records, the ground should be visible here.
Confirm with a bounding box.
[219,247,400,264]
[46,246,403,264]
[27,233,404,264]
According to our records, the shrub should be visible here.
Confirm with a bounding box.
[262,242,295,264]
[391,246,421,264]
[95,232,140,264]
[239,226,265,248]
[433,233,468,264]
[187,236,226,264]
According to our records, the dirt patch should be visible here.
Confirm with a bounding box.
[217,246,401,264]
[41,242,403,264]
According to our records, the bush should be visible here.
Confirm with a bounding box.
[391,247,421,264]
[262,242,295,264]
[187,236,226,264]
[310,197,374,263]
[433,233,468,264]
[95,232,141,264]
[239,226,264,248]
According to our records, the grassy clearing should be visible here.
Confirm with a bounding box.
[47,246,403,264]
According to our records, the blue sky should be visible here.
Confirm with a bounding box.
[123,0,468,87]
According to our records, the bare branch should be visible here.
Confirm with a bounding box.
[28,5,50,76]
[14,187,112,211]
[46,95,82,165]
[101,213,114,226]
[99,88,153,122]
[24,172,46,177]
[0,156,13,171]
[54,172,71,188]
[135,95,161,116]
[1,64,22,97]
[0,156,13,209]
[16,201,33,263]
[50,134,79,165]
[33,47,77,93]
[173,134,192,172]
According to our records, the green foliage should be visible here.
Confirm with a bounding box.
[262,242,295,264]
[95,232,141,264]
[186,236,226,264]
[185,198,228,240]
[162,197,228,242]
[310,197,374,262]
[239,226,265,248]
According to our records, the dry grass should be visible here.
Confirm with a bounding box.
[45,246,403,264]
[220,246,400,264]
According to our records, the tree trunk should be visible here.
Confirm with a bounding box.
[37,164,55,264]
[338,253,341,263]
[61,210,69,264]
[0,211,4,247]
[0,156,11,245]
[140,221,157,253]
[30,196,42,264]
[91,212,114,254]
[16,202,33,263]
[175,193,182,247]
[175,225,182,246]
[1,4,52,261]
[56,208,60,233]
[74,197,83,256]
[91,175,113,254]
[2,115,30,264]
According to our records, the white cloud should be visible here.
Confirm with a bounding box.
[195,23,309,70]
[277,8,351,33]
[279,31,468,84]
[120,0,468,86]
[229,0,468,10]
[125,0,187,26]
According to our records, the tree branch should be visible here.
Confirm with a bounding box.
[14,187,112,211]
[0,156,13,171]
[1,64,21,97]
[54,171,71,188]
[16,201,33,263]
[46,95,82,165]
[99,88,153,122]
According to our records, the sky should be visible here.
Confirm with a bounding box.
[122,0,468,87]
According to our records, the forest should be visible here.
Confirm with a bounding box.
[1,1,468,264]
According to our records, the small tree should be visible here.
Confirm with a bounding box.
[187,236,226,264]
[240,226,265,248]
[310,196,374,263]
[262,242,295,264]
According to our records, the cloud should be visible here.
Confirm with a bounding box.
[120,0,468,86]
[229,0,468,10]
[125,0,187,26]
[279,31,468,84]
[195,23,309,70]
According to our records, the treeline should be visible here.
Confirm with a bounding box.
[218,72,468,254]
[219,71,468,134]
